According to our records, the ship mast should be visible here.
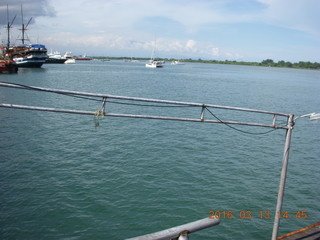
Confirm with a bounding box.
[6,5,16,49]
[19,4,32,45]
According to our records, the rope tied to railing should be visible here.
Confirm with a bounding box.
[94,97,107,127]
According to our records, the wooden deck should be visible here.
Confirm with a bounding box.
[277,222,320,240]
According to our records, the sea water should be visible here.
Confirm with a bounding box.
[0,61,319,239]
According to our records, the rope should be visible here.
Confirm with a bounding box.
[95,109,104,118]
[205,107,278,135]
[0,82,197,108]
[0,81,103,102]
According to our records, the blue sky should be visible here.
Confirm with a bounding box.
[1,0,319,62]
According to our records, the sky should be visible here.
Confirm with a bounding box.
[0,0,319,62]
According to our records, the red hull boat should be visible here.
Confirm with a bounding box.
[0,55,18,73]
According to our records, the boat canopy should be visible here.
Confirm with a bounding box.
[15,44,46,48]
[30,44,46,48]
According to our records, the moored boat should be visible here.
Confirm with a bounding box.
[0,55,18,73]
[145,60,163,68]
[145,38,163,68]
[171,60,184,65]
[7,44,48,68]
[63,51,75,64]
[64,58,76,64]
[310,113,320,121]
[3,5,48,68]
[75,54,92,61]
[45,50,67,64]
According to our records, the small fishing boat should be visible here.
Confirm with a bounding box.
[0,55,18,73]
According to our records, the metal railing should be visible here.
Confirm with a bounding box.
[0,82,294,239]
[126,217,220,240]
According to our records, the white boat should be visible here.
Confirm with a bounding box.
[63,52,75,64]
[146,38,163,68]
[171,60,184,65]
[146,60,163,68]
[64,58,75,64]
[45,50,66,64]
[310,113,320,121]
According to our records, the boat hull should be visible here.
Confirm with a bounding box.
[0,59,18,73]
[45,58,67,64]
[146,60,163,68]
[75,58,92,61]
[7,44,48,68]
[64,59,76,64]
[14,57,46,68]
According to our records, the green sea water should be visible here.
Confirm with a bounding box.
[0,61,319,239]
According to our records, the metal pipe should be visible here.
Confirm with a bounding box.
[0,82,296,239]
[271,114,294,240]
[0,82,290,116]
[125,217,220,240]
[200,105,206,121]
[0,103,289,129]
[272,115,277,127]
[0,103,95,115]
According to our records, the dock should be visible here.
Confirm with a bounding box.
[277,222,320,240]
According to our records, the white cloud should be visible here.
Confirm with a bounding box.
[185,40,196,51]
[211,48,220,57]
[3,0,318,60]
[0,0,56,25]
[225,52,244,60]
[258,0,320,36]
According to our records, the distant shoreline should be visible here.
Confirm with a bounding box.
[93,56,320,70]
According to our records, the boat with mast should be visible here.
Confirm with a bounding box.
[5,5,48,68]
[0,6,18,73]
[145,38,163,68]
[0,47,18,73]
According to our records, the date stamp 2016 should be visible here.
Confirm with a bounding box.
[208,210,308,220]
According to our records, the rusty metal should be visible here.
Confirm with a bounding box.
[277,222,320,240]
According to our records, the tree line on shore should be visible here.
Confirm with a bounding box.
[95,56,320,70]
[186,58,320,70]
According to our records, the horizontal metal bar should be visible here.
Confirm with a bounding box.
[106,112,288,129]
[0,82,290,117]
[0,103,95,115]
[126,217,220,240]
[0,103,288,129]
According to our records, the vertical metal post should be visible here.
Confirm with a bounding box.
[272,115,277,127]
[271,114,294,240]
[200,105,206,122]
